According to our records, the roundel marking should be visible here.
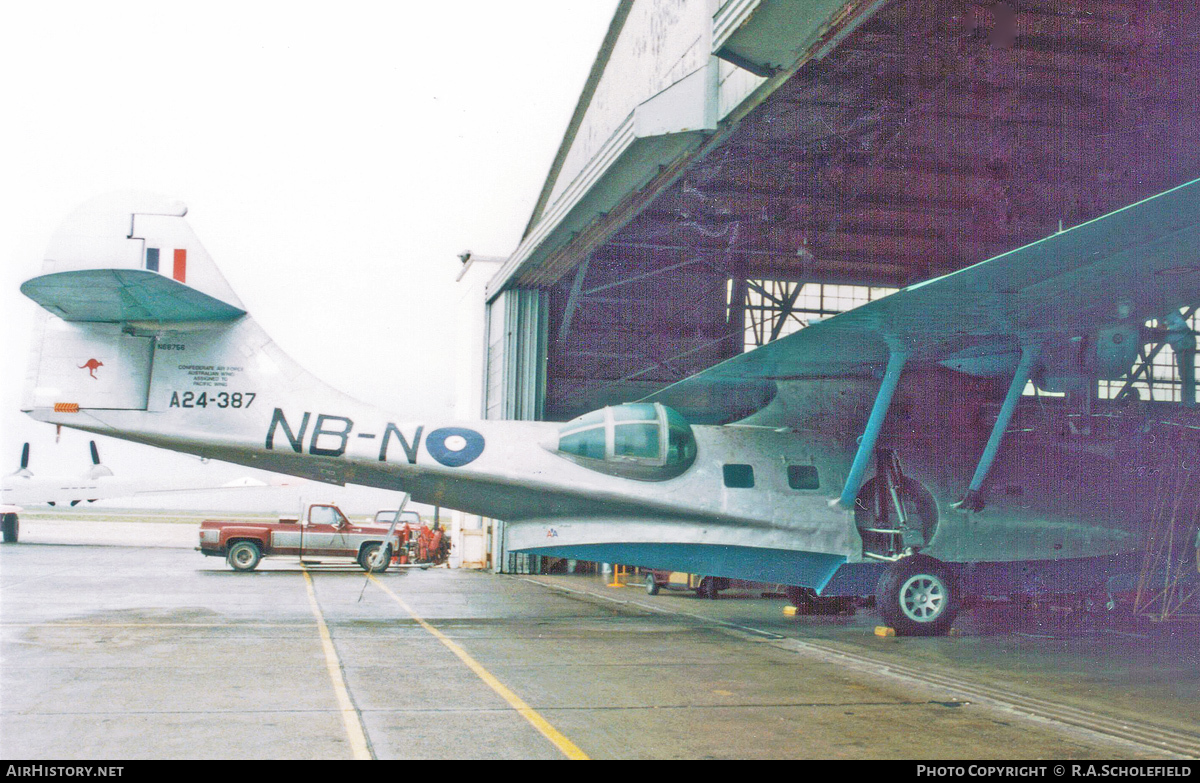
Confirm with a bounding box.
[426,427,485,467]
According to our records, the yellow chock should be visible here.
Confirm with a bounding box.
[874,625,897,637]
[783,605,799,616]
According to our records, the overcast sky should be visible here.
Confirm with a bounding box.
[0,1,617,506]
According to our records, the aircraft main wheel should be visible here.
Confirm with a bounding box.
[359,543,392,573]
[227,541,261,572]
[645,574,660,595]
[1,513,18,544]
[875,554,959,636]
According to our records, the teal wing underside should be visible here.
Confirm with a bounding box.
[21,269,246,323]
[645,176,1200,421]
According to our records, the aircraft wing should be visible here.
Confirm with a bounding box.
[646,176,1200,421]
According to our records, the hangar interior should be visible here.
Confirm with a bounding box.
[458,0,1200,592]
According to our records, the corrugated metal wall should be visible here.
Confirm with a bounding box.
[485,288,548,421]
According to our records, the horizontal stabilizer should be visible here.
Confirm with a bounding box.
[22,266,244,321]
[21,191,245,323]
[22,269,245,323]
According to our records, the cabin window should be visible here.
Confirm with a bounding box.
[723,464,755,488]
[552,403,697,481]
[788,465,820,490]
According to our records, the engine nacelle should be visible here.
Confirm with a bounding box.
[1031,325,1139,393]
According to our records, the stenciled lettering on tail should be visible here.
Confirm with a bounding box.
[264,408,484,467]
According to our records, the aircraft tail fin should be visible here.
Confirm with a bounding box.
[20,193,358,468]
[20,193,253,415]
[20,193,245,324]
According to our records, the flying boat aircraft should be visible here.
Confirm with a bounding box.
[15,187,1200,634]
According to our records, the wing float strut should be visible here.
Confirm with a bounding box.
[831,348,910,510]
[952,343,1042,512]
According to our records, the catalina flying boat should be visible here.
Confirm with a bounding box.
[15,186,1200,634]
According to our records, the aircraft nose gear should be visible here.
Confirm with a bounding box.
[875,554,960,636]
[1,513,18,544]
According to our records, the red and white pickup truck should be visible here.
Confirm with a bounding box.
[198,503,402,572]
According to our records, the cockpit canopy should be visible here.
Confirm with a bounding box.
[552,403,697,481]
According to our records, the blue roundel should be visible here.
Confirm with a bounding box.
[425,427,485,467]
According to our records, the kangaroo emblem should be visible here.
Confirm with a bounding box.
[79,358,103,379]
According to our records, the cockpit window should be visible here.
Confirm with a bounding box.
[551,403,697,481]
[611,403,657,422]
[560,426,606,460]
[613,420,660,459]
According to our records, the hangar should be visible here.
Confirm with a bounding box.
[456,0,1200,582]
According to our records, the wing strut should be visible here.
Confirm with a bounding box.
[831,349,910,510]
[953,343,1043,512]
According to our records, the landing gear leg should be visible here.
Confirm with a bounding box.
[2,513,18,543]
[875,554,960,636]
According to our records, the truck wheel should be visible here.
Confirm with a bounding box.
[645,574,660,595]
[227,541,261,572]
[2,514,18,544]
[875,554,959,636]
[359,543,391,573]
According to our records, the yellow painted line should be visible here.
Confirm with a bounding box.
[302,569,372,760]
[369,575,589,760]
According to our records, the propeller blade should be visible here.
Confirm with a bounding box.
[90,441,101,465]
[20,443,29,470]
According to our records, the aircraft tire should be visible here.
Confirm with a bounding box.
[359,543,392,574]
[645,574,660,595]
[875,554,959,636]
[1,513,18,544]
[227,541,261,572]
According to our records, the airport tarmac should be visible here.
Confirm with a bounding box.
[1,514,1198,760]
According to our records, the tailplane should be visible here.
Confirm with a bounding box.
[21,193,247,415]
[20,193,360,474]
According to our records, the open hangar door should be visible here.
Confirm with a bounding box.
[478,0,1200,592]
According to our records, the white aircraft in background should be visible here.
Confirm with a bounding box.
[12,189,1200,634]
[0,439,268,543]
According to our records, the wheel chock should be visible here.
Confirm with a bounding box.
[874,625,897,637]
[783,605,799,616]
